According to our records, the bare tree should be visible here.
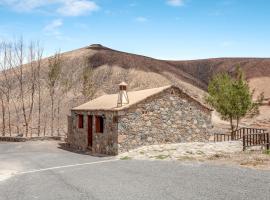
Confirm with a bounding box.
[0,42,13,136]
[27,42,38,137]
[0,90,5,136]
[0,39,44,137]
[47,52,62,136]
[36,43,43,136]
[11,39,39,137]
[2,43,13,136]
[12,39,29,136]
[0,42,7,136]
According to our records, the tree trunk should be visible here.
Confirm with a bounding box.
[23,105,28,137]
[43,113,47,137]
[25,122,29,137]
[51,93,54,136]
[57,99,60,137]
[12,98,20,135]
[1,96,5,136]
[37,44,43,137]
[7,101,11,136]
[230,117,235,140]
[4,91,11,136]
[18,71,28,137]
[38,84,41,136]
[28,84,35,138]
[236,117,240,132]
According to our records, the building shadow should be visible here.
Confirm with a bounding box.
[57,142,113,158]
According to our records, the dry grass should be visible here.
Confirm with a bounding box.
[206,151,270,170]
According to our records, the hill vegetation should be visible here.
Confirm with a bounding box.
[0,42,269,137]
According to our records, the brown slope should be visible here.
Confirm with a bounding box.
[86,45,207,89]
[84,46,270,98]
[169,58,270,89]
[86,45,270,93]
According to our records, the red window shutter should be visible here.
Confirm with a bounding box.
[100,117,104,133]
[78,115,83,128]
[96,116,100,133]
[78,115,80,128]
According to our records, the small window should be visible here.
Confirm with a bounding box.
[78,114,84,129]
[142,110,148,115]
[113,116,118,123]
[95,116,104,133]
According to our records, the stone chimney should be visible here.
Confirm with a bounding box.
[117,82,129,107]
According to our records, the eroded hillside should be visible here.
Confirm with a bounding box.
[0,44,269,136]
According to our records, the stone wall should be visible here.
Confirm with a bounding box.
[67,111,88,151]
[91,111,118,155]
[68,110,118,155]
[117,88,212,153]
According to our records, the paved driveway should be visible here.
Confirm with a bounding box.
[0,141,269,200]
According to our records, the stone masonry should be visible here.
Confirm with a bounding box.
[117,88,212,153]
[68,110,118,155]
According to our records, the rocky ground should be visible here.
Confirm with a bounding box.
[118,141,270,170]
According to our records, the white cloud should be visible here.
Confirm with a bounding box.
[44,19,63,36]
[0,0,48,11]
[44,19,63,31]
[43,18,73,41]
[57,0,99,16]
[0,0,99,16]
[167,0,185,7]
[135,17,148,22]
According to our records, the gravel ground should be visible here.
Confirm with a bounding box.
[118,141,243,160]
[117,141,270,170]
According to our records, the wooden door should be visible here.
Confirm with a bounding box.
[88,115,93,147]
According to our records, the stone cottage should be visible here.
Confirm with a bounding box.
[67,82,213,155]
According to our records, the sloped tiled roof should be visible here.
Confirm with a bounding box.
[72,85,211,111]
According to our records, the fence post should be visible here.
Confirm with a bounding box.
[267,133,270,150]
[243,135,246,151]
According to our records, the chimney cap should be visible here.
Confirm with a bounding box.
[119,82,128,86]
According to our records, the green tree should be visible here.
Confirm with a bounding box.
[206,68,263,138]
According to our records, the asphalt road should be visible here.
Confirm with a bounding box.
[0,141,269,200]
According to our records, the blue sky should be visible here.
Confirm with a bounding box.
[0,0,269,60]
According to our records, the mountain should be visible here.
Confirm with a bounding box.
[68,44,270,99]
[1,44,269,136]
[169,58,270,98]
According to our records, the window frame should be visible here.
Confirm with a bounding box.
[95,116,104,133]
[77,114,84,129]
